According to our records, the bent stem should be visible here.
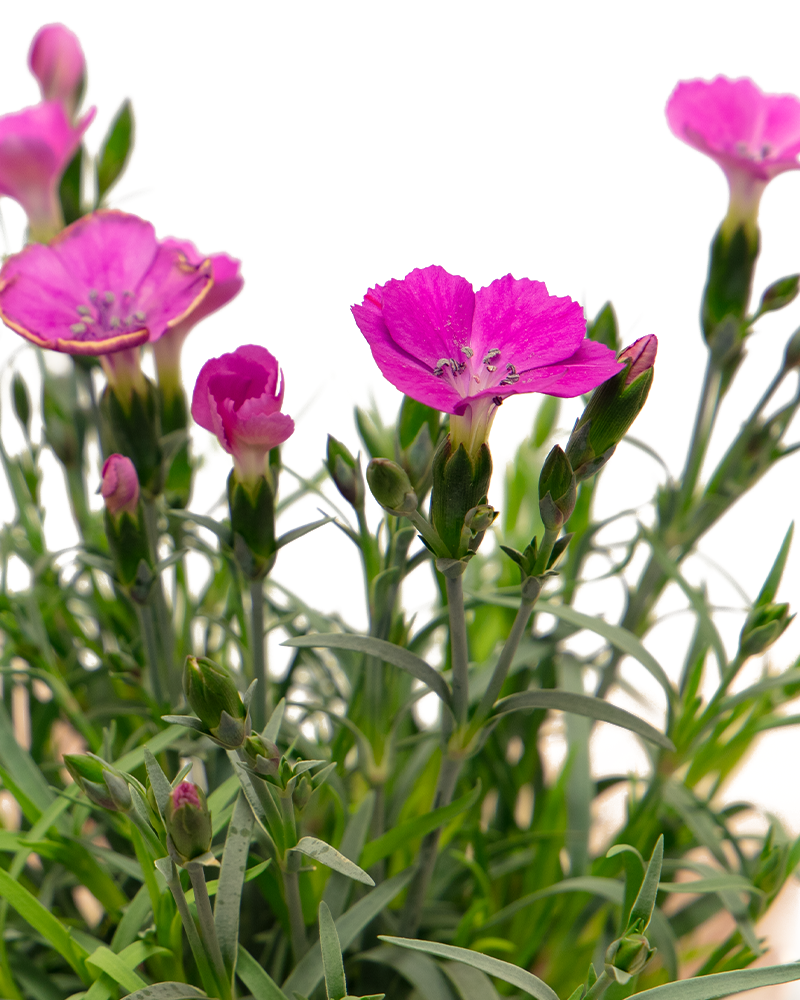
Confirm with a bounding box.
[249,579,267,733]
[187,862,231,1000]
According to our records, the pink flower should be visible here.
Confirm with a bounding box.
[101,454,139,517]
[152,239,243,390]
[0,101,95,240]
[28,24,86,118]
[666,77,800,228]
[0,210,212,393]
[352,265,622,455]
[192,345,295,483]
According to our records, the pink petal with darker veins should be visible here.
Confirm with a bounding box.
[159,238,243,331]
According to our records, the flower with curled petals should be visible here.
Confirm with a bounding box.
[0,210,213,397]
[28,24,86,119]
[667,77,800,232]
[192,345,294,484]
[352,265,622,458]
[0,101,95,240]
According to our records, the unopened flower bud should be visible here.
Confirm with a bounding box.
[28,24,86,118]
[64,753,131,812]
[739,603,794,658]
[565,336,656,482]
[243,734,281,778]
[605,933,656,984]
[783,327,800,371]
[293,774,313,811]
[366,459,418,515]
[326,436,364,507]
[101,454,140,518]
[538,446,577,530]
[183,656,247,747]
[464,504,498,535]
[165,781,212,863]
[12,374,31,436]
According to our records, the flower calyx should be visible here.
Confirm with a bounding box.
[64,753,132,813]
[430,435,493,558]
[538,446,577,531]
[604,932,657,985]
[241,733,281,779]
[181,655,249,749]
[227,469,278,582]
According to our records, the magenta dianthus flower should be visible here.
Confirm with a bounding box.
[153,238,243,390]
[192,345,295,483]
[0,101,94,240]
[352,265,622,455]
[28,24,86,119]
[0,210,213,393]
[667,77,800,230]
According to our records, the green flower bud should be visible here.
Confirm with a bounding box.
[183,656,247,747]
[326,436,364,507]
[783,327,800,371]
[64,753,132,812]
[605,933,656,985]
[739,602,794,658]
[228,470,277,581]
[165,781,212,863]
[757,275,800,318]
[242,733,281,778]
[12,373,31,436]
[538,445,576,530]
[366,458,418,515]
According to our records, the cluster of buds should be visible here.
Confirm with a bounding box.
[64,753,132,812]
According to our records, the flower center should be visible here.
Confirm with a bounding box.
[68,289,145,340]
[734,140,773,162]
[432,344,519,401]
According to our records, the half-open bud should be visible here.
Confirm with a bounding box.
[165,781,212,864]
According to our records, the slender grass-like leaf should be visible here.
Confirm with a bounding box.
[276,515,335,550]
[378,938,558,1000]
[319,901,347,1000]
[322,790,375,919]
[629,963,800,998]
[442,960,501,1000]
[493,690,674,750]
[265,698,286,743]
[117,726,185,773]
[216,792,255,976]
[144,748,173,820]
[0,864,88,978]
[293,836,374,885]
[282,634,452,708]
[122,985,208,999]
[359,945,455,1000]
[236,945,290,999]
[657,875,763,896]
[360,784,481,870]
[87,944,155,993]
[111,884,152,952]
[628,836,663,932]
[0,699,53,814]
[283,868,414,997]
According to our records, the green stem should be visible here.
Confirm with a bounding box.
[165,862,219,998]
[584,969,613,1000]
[445,574,470,727]
[279,794,308,961]
[187,862,231,1000]
[472,597,537,727]
[399,753,462,937]
[532,526,560,576]
[137,603,165,706]
[249,579,266,733]
[677,360,723,514]
[143,498,178,702]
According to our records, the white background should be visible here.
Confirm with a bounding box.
[1,1,800,988]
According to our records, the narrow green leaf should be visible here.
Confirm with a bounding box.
[360,945,454,1000]
[282,633,452,707]
[0,699,53,813]
[144,747,173,820]
[628,836,663,933]
[658,875,763,896]
[0,864,88,977]
[493,690,674,750]
[122,985,208,999]
[283,868,414,997]
[111,885,152,953]
[630,962,800,998]
[236,944,290,1000]
[319,901,347,1000]
[378,938,559,1000]
[322,790,375,919]
[360,784,481,870]
[293,836,374,886]
[442,961,501,1000]
[116,726,185,773]
[265,698,286,743]
[86,946,146,993]
[96,99,134,200]
[216,792,255,976]
[755,522,794,606]
[276,515,335,549]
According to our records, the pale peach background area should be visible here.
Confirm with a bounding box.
[1,2,799,995]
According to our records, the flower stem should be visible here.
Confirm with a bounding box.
[472,596,537,727]
[187,862,231,1000]
[249,579,266,733]
[532,526,560,576]
[279,794,308,961]
[445,574,470,727]
[136,603,165,706]
[677,360,723,514]
[584,970,613,1000]
[164,861,219,998]
[143,498,178,703]
[400,753,462,937]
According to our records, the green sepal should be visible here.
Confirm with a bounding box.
[227,470,277,581]
[430,437,492,557]
[701,221,759,344]
[100,378,163,496]
[538,445,576,530]
[160,386,194,508]
[104,504,152,599]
